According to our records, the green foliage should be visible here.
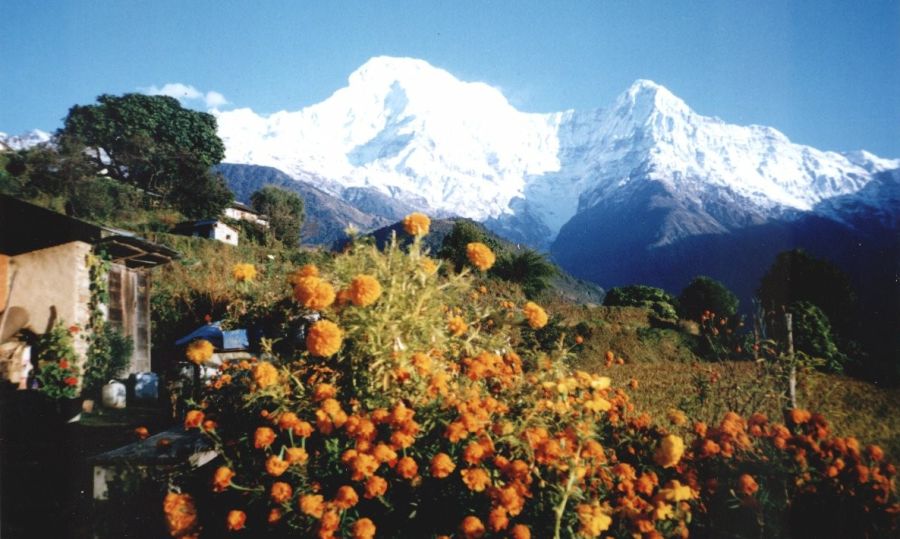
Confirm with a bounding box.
[603,284,678,320]
[678,276,739,322]
[60,93,231,218]
[765,301,847,373]
[491,248,558,298]
[250,186,305,246]
[758,250,858,339]
[83,324,134,396]
[33,322,80,399]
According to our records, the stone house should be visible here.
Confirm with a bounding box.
[172,219,240,246]
[224,201,269,228]
[0,194,177,386]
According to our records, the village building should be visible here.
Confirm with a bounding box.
[223,201,269,228]
[171,219,239,246]
[0,194,177,387]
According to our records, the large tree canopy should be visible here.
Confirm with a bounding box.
[60,93,230,218]
[250,186,305,246]
[758,249,858,339]
[678,276,739,322]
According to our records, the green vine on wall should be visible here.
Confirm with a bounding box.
[86,250,111,332]
[83,250,133,396]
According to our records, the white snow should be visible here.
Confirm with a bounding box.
[0,129,52,151]
[214,56,898,241]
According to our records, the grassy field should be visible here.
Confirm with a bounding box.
[560,304,900,463]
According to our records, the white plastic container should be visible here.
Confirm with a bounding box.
[101,380,127,409]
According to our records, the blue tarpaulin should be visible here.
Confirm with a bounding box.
[175,322,249,351]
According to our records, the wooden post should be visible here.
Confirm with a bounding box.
[785,312,796,409]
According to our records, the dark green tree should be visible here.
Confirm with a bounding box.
[603,285,678,320]
[59,93,230,217]
[250,186,305,246]
[492,249,557,299]
[758,250,858,339]
[678,276,739,322]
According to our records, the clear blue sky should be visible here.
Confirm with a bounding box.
[2,0,898,156]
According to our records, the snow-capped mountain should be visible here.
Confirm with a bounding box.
[215,56,898,248]
[0,129,51,151]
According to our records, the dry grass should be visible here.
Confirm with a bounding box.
[564,304,900,463]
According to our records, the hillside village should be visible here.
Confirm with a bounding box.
[0,90,897,538]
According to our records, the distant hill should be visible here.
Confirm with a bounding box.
[217,163,390,246]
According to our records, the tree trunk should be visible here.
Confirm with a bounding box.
[785,313,796,409]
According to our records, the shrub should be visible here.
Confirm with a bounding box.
[766,301,847,373]
[33,322,81,400]
[677,276,738,322]
[604,285,678,320]
[83,324,134,396]
[164,219,897,538]
[491,249,557,299]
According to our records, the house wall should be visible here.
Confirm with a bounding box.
[107,265,152,373]
[7,241,92,364]
[212,222,239,246]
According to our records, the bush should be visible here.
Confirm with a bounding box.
[163,221,898,538]
[491,249,557,299]
[83,324,134,396]
[677,276,738,322]
[767,301,847,373]
[604,285,678,320]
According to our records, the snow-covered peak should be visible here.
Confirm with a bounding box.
[614,79,693,122]
[215,56,898,243]
[0,129,52,151]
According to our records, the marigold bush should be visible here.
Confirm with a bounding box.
[165,215,897,538]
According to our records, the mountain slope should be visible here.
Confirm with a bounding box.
[214,57,898,250]
[216,163,390,245]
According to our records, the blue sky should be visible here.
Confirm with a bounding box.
[2,0,898,156]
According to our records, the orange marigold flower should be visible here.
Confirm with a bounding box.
[447,316,467,337]
[352,517,377,539]
[576,504,612,537]
[522,301,549,329]
[487,507,509,532]
[396,456,419,479]
[463,442,487,465]
[867,444,884,461]
[288,264,319,285]
[254,426,276,449]
[403,212,431,236]
[466,242,495,271]
[277,411,300,430]
[460,515,486,538]
[667,409,687,426]
[654,434,685,468]
[300,494,325,518]
[461,467,491,492]
[364,475,388,499]
[431,452,456,478]
[372,443,398,465]
[185,339,214,365]
[350,453,379,480]
[313,383,337,401]
[789,408,812,425]
[226,509,246,531]
[293,421,314,438]
[163,492,198,537]
[307,320,343,357]
[285,446,309,465]
[252,361,279,388]
[420,257,438,275]
[271,481,293,504]
[738,474,759,497]
[334,485,359,509]
[134,426,150,439]
[660,480,694,502]
[231,263,257,282]
[349,274,382,307]
[510,524,531,539]
[268,508,283,524]
[212,466,235,492]
[266,455,290,477]
[293,276,336,310]
[184,410,204,429]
